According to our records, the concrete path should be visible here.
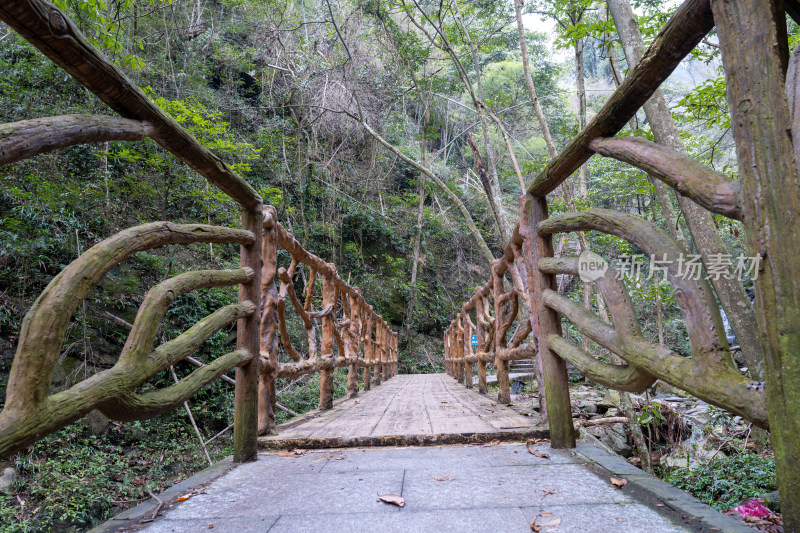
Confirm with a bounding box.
[137,442,705,533]
[260,374,543,449]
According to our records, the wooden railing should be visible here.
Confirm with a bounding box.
[259,216,398,435]
[444,220,534,405]
[445,1,799,502]
[0,0,396,462]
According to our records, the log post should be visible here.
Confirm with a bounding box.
[493,260,511,404]
[381,321,389,381]
[233,204,264,462]
[476,291,489,394]
[522,194,575,448]
[363,311,373,391]
[463,314,474,389]
[372,318,382,387]
[444,325,452,376]
[318,265,336,410]
[455,317,465,384]
[346,289,361,398]
[257,206,279,436]
[712,0,800,525]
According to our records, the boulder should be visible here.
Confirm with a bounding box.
[573,400,598,415]
[587,423,632,457]
[661,429,724,469]
[78,409,112,435]
[0,467,18,494]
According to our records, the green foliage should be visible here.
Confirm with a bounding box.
[675,75,730,130]
[0,411,233,532]
[274,368,350,424]
[52,0,159,70]
[661,453,776,511]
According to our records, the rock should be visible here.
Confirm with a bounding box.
[662,430,724,469]
[78,409,111,435]
[683,405,713,427]
[0,467,18,493]
[761,490,780,513]
[573,400,598,415]
[588,423,631,457]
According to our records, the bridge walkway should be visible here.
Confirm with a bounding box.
[93,374,752,533]
[259,374,545,450]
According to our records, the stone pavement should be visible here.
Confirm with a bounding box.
[133,442,730,533]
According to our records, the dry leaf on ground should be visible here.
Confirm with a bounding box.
[610,477,628,488]
[278,451,298,458]
[434,476,454,481]
[292,449,308,455]
[532,512,561,531]
[177,494,191,502]
[541,488,557,496]
[482,439,501,447]
[378,494,405,507]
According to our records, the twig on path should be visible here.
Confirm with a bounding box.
[147,489,163,519]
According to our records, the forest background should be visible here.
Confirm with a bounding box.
[0,0,782,530]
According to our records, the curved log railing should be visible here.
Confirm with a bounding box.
[0,1,397,462]
[447,0,800,523]
[258,216,398,435]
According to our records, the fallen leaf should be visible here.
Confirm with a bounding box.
[656,504,665,507]
[177,494,191,502]
[278,451,298,458]
[208,525,214,529]
[541,488,557,497]
[610,477,629,488]
[482,439,501,447]
[540,518,561,527]
[293,449,308,455]
[378,494,405,507]
[530,517,541,532]
[540,513,554,517]
[434,476,454,481]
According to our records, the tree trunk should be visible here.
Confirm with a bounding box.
[601,4,687,247]
[514,0,557,157]
[575,37,589,198]
[404,103,428,343]
[452,1,510,242]
[712,0,800,526]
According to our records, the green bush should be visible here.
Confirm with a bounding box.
[0,412,233,533]
[660,453,776,511]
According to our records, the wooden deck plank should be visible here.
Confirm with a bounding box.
[260,374,544,449]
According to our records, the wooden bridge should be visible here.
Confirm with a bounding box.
[1,0,800,530]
